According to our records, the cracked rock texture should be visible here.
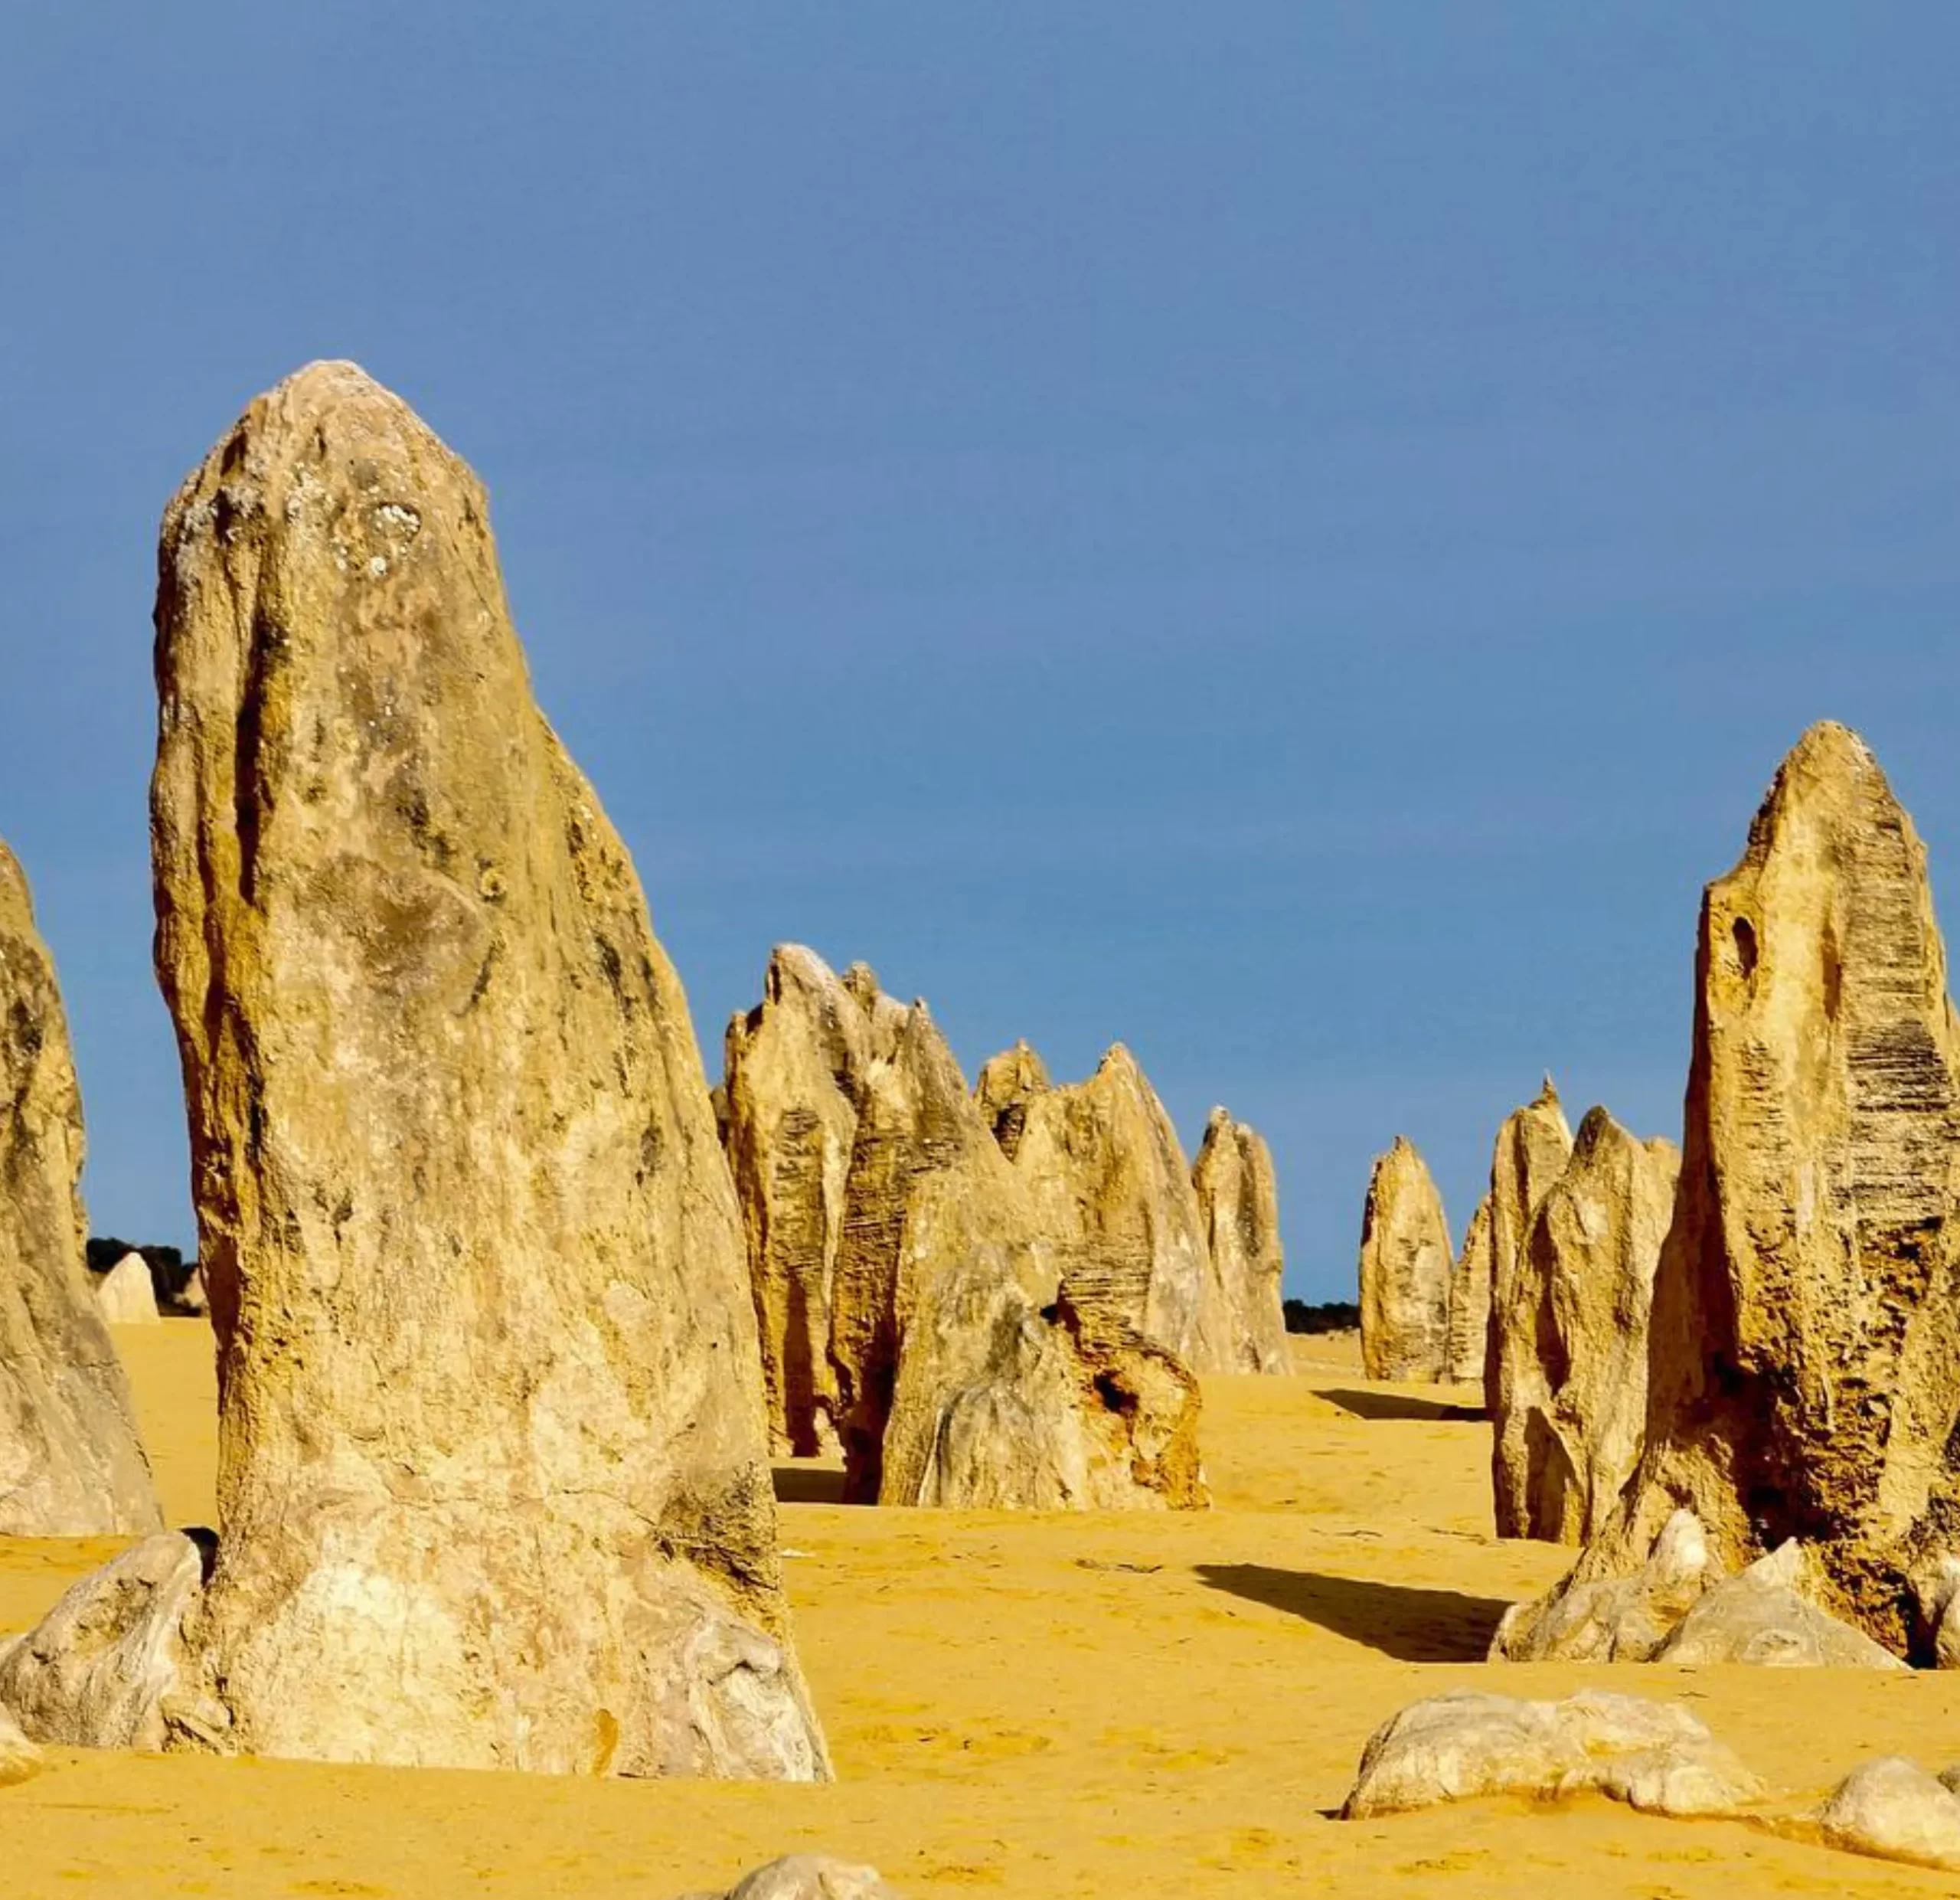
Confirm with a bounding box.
[1489,1108,1678,1543]
[1445,1194,1494,1384]
[1357,1137,1452,1381]
[829,1006,1204,1511]
[1004,1046,1230,1373]
[1481,1079,1573,1420]
[0,840,161,1535]
[1190,1108,1288,1375]
[972,1040,1049,1161]
[1498,724,1960,1661]
[2,361,828,1777]
[722,947,905,1457]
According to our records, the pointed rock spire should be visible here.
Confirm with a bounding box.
[1501,721,1960,1659]
[1357,1136,1452,1380]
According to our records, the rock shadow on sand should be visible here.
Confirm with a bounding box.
[773,1464,849,1505]
[1195,1564,1509,1660]
[1318,1388,1484,1424]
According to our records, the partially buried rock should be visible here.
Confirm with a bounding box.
[1190,1107,1289,1375]
[2,362,827,1776]
[0,842,160,1535]
[0,1532,210,1750]
[0,1706,44,1787]
[1488,1109,1678,1543]
[1489,1507,1711,1663]
[96,1251,162,1326]
[1651,1541,1906,1669]
[1356,1136,1452,1380]
[677,1857,902,1900]
[1341,1689,1763,1820]
[1444,1194,1493,1384]
[1498,725,1960,1662]
[1816,1758,1960,1873]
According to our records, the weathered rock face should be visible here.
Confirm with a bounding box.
[1190,1109,1288,1375]
[1481,1078,1573,1400]
[1498,724,1960,1662]
[972,1040,1049,1161]
[1357,1137,1452,1381]
[881,1264,1207,1511]
[828,1010,1206,1511]
[1445,1195,1494,1384]
[1007,1046,1228,1372]
[1489,1110,1678,1543]
[0,363,828,1777]
[722,947,897,1456]
[0,843,160,1536]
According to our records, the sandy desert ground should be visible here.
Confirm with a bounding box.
[7,1325,1960,1897]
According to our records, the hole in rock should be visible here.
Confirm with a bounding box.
[1732,915,1759,980]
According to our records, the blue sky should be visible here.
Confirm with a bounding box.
[4,7,1956,1297]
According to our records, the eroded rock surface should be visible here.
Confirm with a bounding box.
[1491,1508,1712,1663]
[882,1263,1205,1510]
[1652,1545,1906,1669]
[1489,1109,1677,1542]
[0,842,160,1536]
[1498,725,1960,1662]
[6,362,827,1777]
[0,1532,210,1750]
[1481,1079,1573,1420]
[723,947,898,1455]
[1445,1195,1494,1384]
[1191,1108,1288,1375]
[1342,1689,1763,1820]
[1357,1137,1452,1380]
[1005,1046,1229,1372]
[831,1010,1204,1511]
[972,1041,1049,1161]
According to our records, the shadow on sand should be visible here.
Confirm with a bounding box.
[1195,1563,1511,1661]
[773,1464,848,1505]
[1317,1387,1485,1424]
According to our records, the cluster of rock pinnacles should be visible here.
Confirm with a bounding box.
[1358,716,1960,1680]
[5,358,1960,1882]
[0,361,1282,1823]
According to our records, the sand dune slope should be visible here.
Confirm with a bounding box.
[5,1329,1959,1896]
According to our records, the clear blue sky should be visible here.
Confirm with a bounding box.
[5,7,1956,1298]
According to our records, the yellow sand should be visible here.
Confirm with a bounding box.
[6,1324,1960,1897]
